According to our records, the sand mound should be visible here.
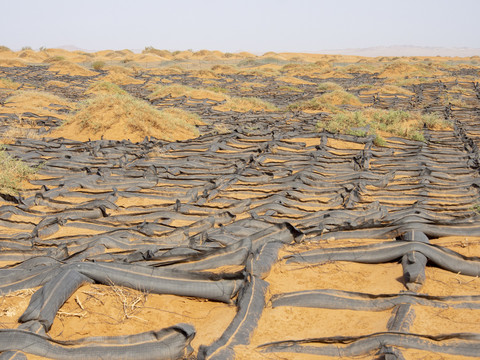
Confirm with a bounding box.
[84,81,128,96]
[147,67,184,76]
[362,84,415,96]
[48,61,97,76]
[132,53,167,62]
[0,59,27,67]
[214,96,278,112]
[50,93,203,142]
[211,65,238,74]
[188,69,219,79]
[16,50,47,62]
[149,84,227,102]
[317,90,363,106]
[276,76,316,85]
[172,50,193,60]
[317,70,354,79]
[3,90,73,117]
[99,71,143,85]
[379,61,444,78]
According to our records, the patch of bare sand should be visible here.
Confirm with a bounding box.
[0,288,38,327]
[49,284,236,353]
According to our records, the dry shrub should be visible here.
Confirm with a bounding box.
[51,93,202,142]
[85,81,127,96]
[288,89,362,113]
[214,96,278,112]
[317,90,362,106]
[1,127,41,144]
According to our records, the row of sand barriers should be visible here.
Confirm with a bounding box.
[1,122,480,358]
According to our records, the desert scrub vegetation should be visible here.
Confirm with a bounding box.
[379,61,444,79]
[214,96,278,112]
[0,78,21,90]
[0,148,35,195]
[149,84,228,102]
[317,82,344,92]
[319,109,451,144]
[361,84,415,96]
[92,60,106,70]
[288,90,362,113]
[276,76,316,85]
[85,81,127,96]
[53,93,202,142]
[206,86,229,94]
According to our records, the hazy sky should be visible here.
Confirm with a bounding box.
[2,0,479,53]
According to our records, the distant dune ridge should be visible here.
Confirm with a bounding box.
[48,45,480,57]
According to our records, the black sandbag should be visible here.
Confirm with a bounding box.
[271,288,480,310]
[19,269,93,331]
[0,324,195,360]
[387,304,415,332]
[198,276,268,359]
[73,262,243,303]
[258,332,480,357]
[285,241,480,276]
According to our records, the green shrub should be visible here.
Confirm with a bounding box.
[0,148,35,195]
[92,61,106,70]
[322,109,450,142]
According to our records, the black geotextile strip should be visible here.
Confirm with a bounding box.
[3,261,244,303]
[401,231,429,291]
[308,222,480,240]
[19,269,93,331]
[0,351,27,360]
[271,289,480,310]
[257,332,480,357]
[387,304,415,332]
[0,324,195,360]
[285,240,480,276]
[198,276,268,360]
